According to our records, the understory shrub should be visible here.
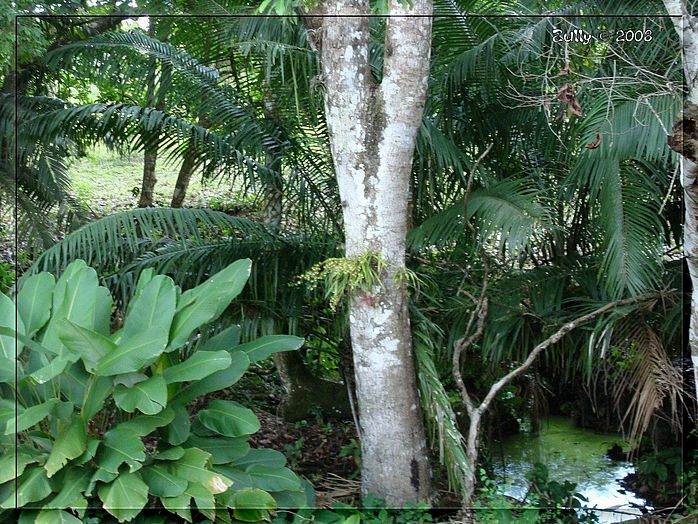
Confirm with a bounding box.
[0,259,311,522]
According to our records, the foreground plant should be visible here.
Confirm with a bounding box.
[0,259,310,522]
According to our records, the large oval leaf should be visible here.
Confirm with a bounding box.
[98,471,149,523]
[114,374,167,415]
[17,272,55,337]
[162,350,231,384]
[197,400,260,437]
[170,351,249,406]
[141,464,187,498]
[44,414,87,478]
[235,335,304,364]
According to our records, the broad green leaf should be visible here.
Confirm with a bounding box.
[45,414,87,477]
[213,466,253,490]
[75,438,100,465]
[46,468,90,508]
[125,268,154,318]
[114,374,167,415]
[162,351,231,384]
[5,399,61,435]
[185,482,216,520]
[168,260,251,350]
[96,428,145,474]
[29,353,79,385]
[197,400,260,437]
[0,449,40,483]
[272,488,311,509]
[98,472,149,523]
[17,272,55,337]
[117,407,175,436]
[57,320,116,372]
[231,448,286,469]
[1,466,52,508]
[141,464,187,498]
[153,446,184,461]
[114,372,149,388]
[199,325,241,352]
[0,398,16,434]
[0,292,24,360]
[169,448,232,494]
[86,468,118,497]
[0,356,16,383]
[161,492,192,522]
[163,405,190,445]
[235,335,304,364]
[94,331,168,376]
[231,488,276,522]
[81,375,113,420]
[185,434,250,464]
[36,509,82,524]
[122,275,176,343]
[171,351,249,406]
[246,465,302,492]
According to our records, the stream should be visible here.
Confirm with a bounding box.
[492,416,650,523]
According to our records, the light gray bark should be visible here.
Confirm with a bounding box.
[663,0,698,403]
[321,0,433,504]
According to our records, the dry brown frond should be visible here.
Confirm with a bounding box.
[612,323,683,445]
[314,473,360,508]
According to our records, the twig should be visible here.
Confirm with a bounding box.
[463,142,493,234]
[477,293,657,413]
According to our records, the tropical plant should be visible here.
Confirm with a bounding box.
[0,258,311,522]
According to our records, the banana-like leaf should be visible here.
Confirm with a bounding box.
[170,351,249,406]
[17,272,55,337]
[234,335,304,364]
[0,467,52,508]
[230,488,276,522]
[95,428,145,474]
[141,464,187,498]
[197,400,260,437]
[45,466,90,509]
[114,374,167,415]
[0,292,24,360]
[44,414,87,478]
[185,434,250,465]
[169,447,232,494]
[35,510,82,524]
[58,320,116,372]
[167,259,251,350]
[5,399,62,435]
[162,350,231,384]
[98,471,149,523]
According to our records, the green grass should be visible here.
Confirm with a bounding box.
[69,144,237,216]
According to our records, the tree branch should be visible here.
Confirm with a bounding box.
[477,294,657,414]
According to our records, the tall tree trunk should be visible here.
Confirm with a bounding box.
[138,22,170,208]
[663,0,698,403]
[320,0,433,504]
[170,146,196,208]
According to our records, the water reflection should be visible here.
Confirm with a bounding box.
[492,416,650,523]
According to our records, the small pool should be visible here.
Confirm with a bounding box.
[492,416,650,523]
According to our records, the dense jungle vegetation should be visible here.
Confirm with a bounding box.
[0,0,696,522]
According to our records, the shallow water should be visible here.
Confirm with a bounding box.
[492,416,649,523]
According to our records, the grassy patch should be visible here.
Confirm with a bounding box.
[69,144,217,215]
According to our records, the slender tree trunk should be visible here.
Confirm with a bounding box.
[663,0,698,403]
[321,0,433,504]
[138,22,170,208]
[170,146,196,208]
